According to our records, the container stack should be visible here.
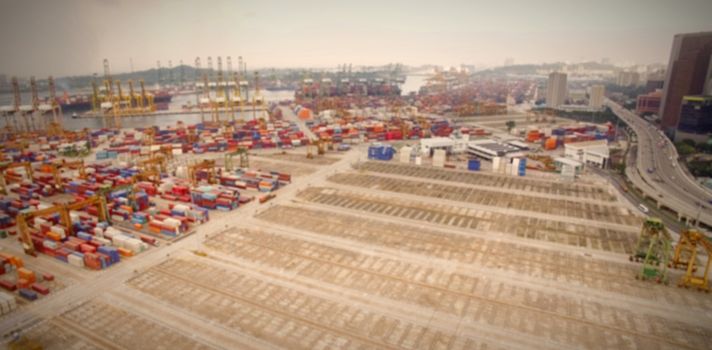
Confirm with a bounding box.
[190,186,239,210]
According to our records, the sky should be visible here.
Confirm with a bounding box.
[1,0,711,77]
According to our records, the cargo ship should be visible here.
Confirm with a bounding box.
[58,90,174,113]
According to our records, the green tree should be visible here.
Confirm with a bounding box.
[676,142,696,157]
[506,120,516,132]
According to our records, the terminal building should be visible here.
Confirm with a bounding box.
[563,140,610,168]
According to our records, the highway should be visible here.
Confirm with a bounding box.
[605,98,712,229]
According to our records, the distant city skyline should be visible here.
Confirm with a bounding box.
[1,0,711,77]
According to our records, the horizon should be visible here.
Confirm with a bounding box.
[1,0,711,77]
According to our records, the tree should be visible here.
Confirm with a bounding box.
[676,142,696,157]
[506,120,516,132]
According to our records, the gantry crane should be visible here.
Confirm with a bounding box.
[214,56,225,124]
[224,147,249,172]
[114,80,124,128]
[631,218,672,284]
[47,76,64,137]
[194,57,205,123]
[29,76,40,131]
[11,77,24,132]
[17,194,109,255]
[135,167,162,185]
[671,229,712,292]
[1,162,34,185]
[139,80,155,112]
[188,159,216,186]
[306,138,326,159]
[138,154,167,174]
[38,163,64,191]
[17,205,71,256]
[61,159,87,179]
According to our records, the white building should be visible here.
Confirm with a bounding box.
[589,85,605,108]
[546,72,568,108]
[564,140,609,168]
[420,135,470,156]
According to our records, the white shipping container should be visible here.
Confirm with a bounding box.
[93,236,111,246]
[173,204,189,213]
[432,149,446,168]
[399,146,412,163]
[163,218,181,227]
[68,254,85,267]
[492,157,501,173]
[511,158,520,176]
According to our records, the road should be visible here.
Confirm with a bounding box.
[280,106,317,140]
[605,98,712,228]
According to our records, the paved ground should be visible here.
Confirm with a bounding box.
[2,146,712,350]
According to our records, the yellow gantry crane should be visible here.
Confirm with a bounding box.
[47,76,64,137]
[671,229,712,292]
[17,195,108,256]
[188,159,217,186]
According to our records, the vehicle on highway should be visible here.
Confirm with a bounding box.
[639,204,649,213]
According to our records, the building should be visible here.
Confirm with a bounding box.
[636,90,663,115]
[466,139,523,160]
[660,31,712,134]
[546,72,567,108]
[616,71,640,87]
[589,85,605,108]
[645,79,664,93]
[564,140,610,168]
[675,95,712,142]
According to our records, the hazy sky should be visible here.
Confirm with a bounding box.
[1,0,711,77]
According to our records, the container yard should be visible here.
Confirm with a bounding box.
[1,57,711,350]
[2,123,711,350]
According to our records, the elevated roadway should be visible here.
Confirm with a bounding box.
[605,98,712,229]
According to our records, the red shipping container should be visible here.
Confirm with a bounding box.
[0,280,17,291]
[31,283,49,295]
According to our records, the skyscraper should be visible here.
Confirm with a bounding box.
[660,31,712,133]
[589,85,605,109]
[546,72,567,108]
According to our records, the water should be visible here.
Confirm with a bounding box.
[401,74,428,95]
[0,76,426,131]
[1,90,292,130]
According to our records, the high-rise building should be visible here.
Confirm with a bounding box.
[616,71,640,86]
[660,31,712,133]
[676,95,712,142]
[546,72,567,108]
[589,85,605,108]
[636,90,663,115]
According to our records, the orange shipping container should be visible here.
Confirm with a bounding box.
[117,247,134,257]
[46,231,62,241]
[17,268,36,284]
[544,137,557,150]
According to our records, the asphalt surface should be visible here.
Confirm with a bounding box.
[605,99,712,228]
